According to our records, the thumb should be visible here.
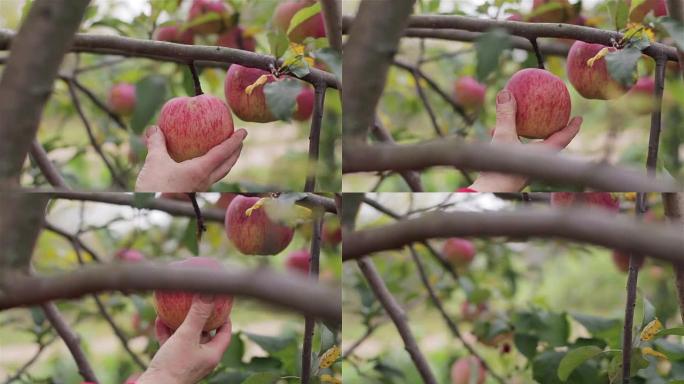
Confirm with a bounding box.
[144,125,170,159]
[176,295,215,338]
[493,90,518,139]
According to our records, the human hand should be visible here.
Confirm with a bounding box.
[135,125,247,192]
[136,295,233,384]
[468,89,582,192]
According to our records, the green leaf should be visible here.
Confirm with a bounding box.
[267,30,289,59]
[558,346,604,381]
[131,75,168,134]
[286,2,321,37]
[314,48,342,81]
[605,47,640,87]
[514,333,539,360]
[475,29,511,82]
[221,332,245,367]
[240,372,280,384]
[264,78,301,121]
[181,218,199,255]
[655,327,684,338]
[182,66,197,97]
[615,0,629,30]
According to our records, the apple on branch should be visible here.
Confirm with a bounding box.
[224,195,295,255]
[187,0,233,35]
[285,249,311,274]
[108,83,136,116]
[272,0,327,44]
[566,41,632,100]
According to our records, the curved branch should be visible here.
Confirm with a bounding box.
[0,263,341,326]
[342,141,680,191]
[29,140,69,188]
[342,208,684,263]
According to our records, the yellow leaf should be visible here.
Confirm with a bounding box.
[245,198,267,217]
[586,48,610,68]
[304,56,315,67]
[642,347,668,360]
[320,374,341,384]
[245,75,269,95]
[290,42,306,56]
[624,192,638,202]
[640,319,663,341]
[319,345,341,368]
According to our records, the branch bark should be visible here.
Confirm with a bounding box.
[0,193,48,270]
[342,141,679,192]
[304,83,327,192]
[301,214,324,384]
[320,0,342,53]
[342,208,684,264]
[370,120,424,192]
[0,263,340,326]
[29,140,69,188]
[0,0,90,186]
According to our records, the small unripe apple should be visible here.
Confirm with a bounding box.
[225,195,295,255]
[322,219,342,247]
[115,249,145,263]
[187,0,233,35]
[451,356,486,384]
[626,76,656,115]
[453,76,486,111]
[224,64,278,123]
[216,26,256,52]
[612,250,645,273]
[158,94,235,162]
[567,41,632,100]
[154,24,194,45]
[285,249,310,274]
[504,68,571,139]
[153,257,233,331]
[550,192,620,213]
[293,86,315,121]
[215,193,238,209]
[528,0,575,23]
[108,83,136,116]
[461,300,487,322]
[443,238,476,268]
[272,0,326,43]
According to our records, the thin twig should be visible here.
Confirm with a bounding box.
[29,139,69,188]
[301,213,324,384]
[410,69,444,137]
[188,192,206,241]
[370,119,424,192]
[74,57,127,74]
[646,54,667,176]
[304,82,327,192]
[2,335,58,384]
[188,61,203,96]
[68,77,127,130]
[529,37,545,69]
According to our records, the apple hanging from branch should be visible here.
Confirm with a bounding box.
[272,0,327,43]
[224,195,295,255]
[566,41,632,100]
[108,83,136,116]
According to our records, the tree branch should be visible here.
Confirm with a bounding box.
[0,193,48,270]
[301,213,324,384]
[304,83,327,192]
[370,119,424,192]
[320,0,342,53]
[342,140,680,191]
[29,140,69,188]
[342,208,684,263]
[663,192,684,323]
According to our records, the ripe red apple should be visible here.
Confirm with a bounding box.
[154,24,194,45]
[224,64,278,123]
[461,300,487,322]
[215,192,238,209]
[451,356,486,384]
[285,249,310,274]
[550,192,620,213]
[629,0,668,22]
[225,195,295,255]
[504,68,571,139]
[612,250,645,273]
[443,238,476,268]
[506,13,523,21]
[115,249,145,263]
[322,219,342,247]
[158,94,234,162]
[153,257,233,331]
[528,0,575,23]
[108,83,136,116]
[293,86,315,121]
[217,26,256,52]
[272,0,326,43]
[453,76,486,111]
[187,0,233,35]
[626,76,656,115]
[567,41,632,100]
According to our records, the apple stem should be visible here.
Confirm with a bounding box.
[188,193,206,241]
[529,37,545,69]
[188,61,203,96]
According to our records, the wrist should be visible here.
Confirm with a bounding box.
[136,369,180,384]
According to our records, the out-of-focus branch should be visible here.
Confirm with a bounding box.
[370,120,424,192]
[663,192,684,323]
[342,208,684,263]
[304,83,327,192]
[0,0,90,186]
[320,0,342,53]
[29,140,69,189]
[301,213,324,384]
[0,193,48,270]
[2,334,58,384]
[69,76,127,130]
[342,141,680,191]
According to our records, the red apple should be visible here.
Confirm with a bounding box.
[626,76,656,115]
[451,356,486,384]
[322,219,342,246]
[286,249,310,274]
[158,94,234,162]
[612,250,645,273]
[217,26,256,52]
[187,0,233,35]
[293,86,315,121]
[115,249,145,263]
[225,195,295,255]
[550,192,620,213]
[528,0,575,23]
[504,68,571,139]
[108,83,136,116]
[461,300,487,322]
[506,14,523,21]
[629,0,668,22]
[153,257,233,331]
[216,193,238,209]
[224,64,278,123]
[567,41,632,100]
[154,24,194,45]
[272,0,326,43]
[453,76,486,111]
[443,238,476,268]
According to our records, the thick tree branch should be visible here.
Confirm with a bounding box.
[0,263,340,326]
[342,0,417,145]
[357,257,438,384]
[342,141,680,191]
[342,208,684,263]
[320,0,342,53]
[0,0,90,186]
[0,193,48,270]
